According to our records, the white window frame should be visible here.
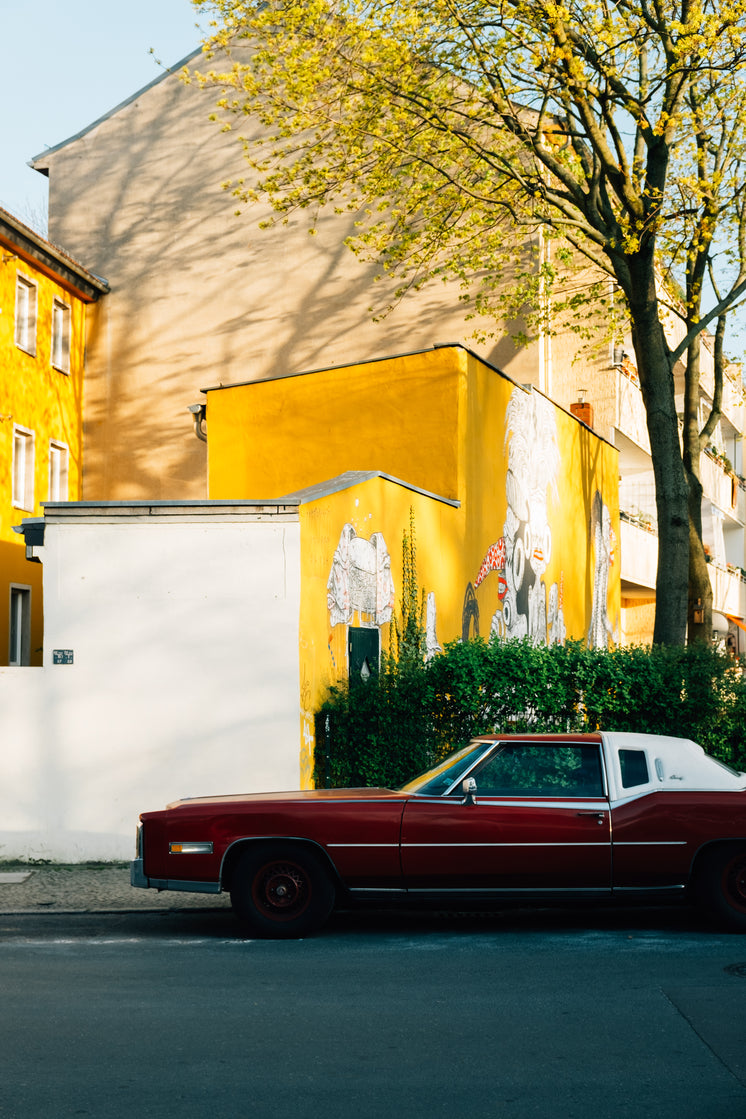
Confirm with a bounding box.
[48,440,69,501]
[51,297,71,374]
[14,274,38,356]
[12,425,35,511]
[8,584,31,666]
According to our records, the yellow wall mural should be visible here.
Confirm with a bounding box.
[204,344,620,785]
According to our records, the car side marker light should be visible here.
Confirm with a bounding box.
[169,842,214,855]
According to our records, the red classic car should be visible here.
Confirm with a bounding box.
[131,732,746,937]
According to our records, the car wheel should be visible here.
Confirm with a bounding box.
[230,843,336,938]
[696,842,746,931]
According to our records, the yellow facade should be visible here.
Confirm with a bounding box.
[0,211,107,665]
[205,345,620,785]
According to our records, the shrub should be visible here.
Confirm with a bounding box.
[314,638,746,788]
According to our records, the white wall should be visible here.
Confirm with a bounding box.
[0,506,302,862]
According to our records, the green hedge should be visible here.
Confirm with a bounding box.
[314,638,746,788]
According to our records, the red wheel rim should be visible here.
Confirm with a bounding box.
[252,860,312,921]
[723,854,746,913]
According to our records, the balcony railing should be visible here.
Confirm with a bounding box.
[707,560,746,618]
[620,518,657,590]
[696,365,745,436]
[700,450,746,524]
[621,517,746,618]
[615,365,650,453]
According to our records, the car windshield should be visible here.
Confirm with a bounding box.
[399,742,489,796]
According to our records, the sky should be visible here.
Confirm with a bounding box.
[0,0,207,232]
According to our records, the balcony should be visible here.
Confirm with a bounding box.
[696,363,745,436]
[620,516,657,590]
[707,561,746,618]
[615,364,650,453]
[621,515,746,619]
[700,450,745,524]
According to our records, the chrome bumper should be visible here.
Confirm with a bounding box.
[130,857,150,889]
[129,857,221,895]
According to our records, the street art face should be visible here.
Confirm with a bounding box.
[475,389,566,645]
[327,523,395,627]
[472,387,617,647]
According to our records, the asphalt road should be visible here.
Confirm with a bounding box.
[1,905,746,1119]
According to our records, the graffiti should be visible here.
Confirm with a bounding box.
[547,577,566,645]
[462,583,480,641]
[327,523,395,627]
[477,388,565,645]
[588,491,616,649]
[425,591,442,660]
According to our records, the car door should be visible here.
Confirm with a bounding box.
[400,740,612,893]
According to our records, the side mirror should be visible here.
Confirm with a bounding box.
[462,777,477,805]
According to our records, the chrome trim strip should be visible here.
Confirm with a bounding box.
[404,887,612,895]
[326,843,399,849]
[613,841,687,846]
[348,888,408,894]
[613,884,686,893]
[401,842,610,848]
[410,798,609,809]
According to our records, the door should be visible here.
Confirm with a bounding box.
[348,626,380,682]
[400,740,612,893]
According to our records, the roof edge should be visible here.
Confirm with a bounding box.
[0,208,109,300]
[279,470,460,507]
[30,47,203,168]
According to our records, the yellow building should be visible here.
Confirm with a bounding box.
[0,208,108,665]
[203,345,620,782]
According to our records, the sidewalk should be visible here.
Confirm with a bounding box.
[0,864,232,913]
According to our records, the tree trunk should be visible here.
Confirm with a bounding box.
[626,259,690,645]
[682,334,713,642]
[687,471,713,643]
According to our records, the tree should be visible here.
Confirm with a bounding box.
[193,0,746,645]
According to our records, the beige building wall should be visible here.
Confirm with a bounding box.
[33,48,599,502]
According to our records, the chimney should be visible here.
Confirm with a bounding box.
[570,389,593,429]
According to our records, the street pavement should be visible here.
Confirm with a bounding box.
[0,862,232,913]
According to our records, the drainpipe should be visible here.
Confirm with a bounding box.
[187,403,207,443]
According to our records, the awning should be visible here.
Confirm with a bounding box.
[725,614,746,634]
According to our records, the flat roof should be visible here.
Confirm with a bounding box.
[199,342,617,450]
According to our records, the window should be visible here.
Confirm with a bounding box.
[51,298,71,373]
[619,749,650,788]
[467,743,605,798]
[9,585,31,666]
[12,426,35,511]
[14,275,37,356]
[48,441,69,501]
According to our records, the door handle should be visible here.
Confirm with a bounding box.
[576,811,606,824]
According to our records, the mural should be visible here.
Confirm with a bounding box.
[476,389,566,645]
[327,523,395,627]
[588,490,616,649]
[461,583,480,641]
[425,591,442,660]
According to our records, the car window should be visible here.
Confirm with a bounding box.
[465,743,605,797]
[399,742,488,795]
[619,749,650,788]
